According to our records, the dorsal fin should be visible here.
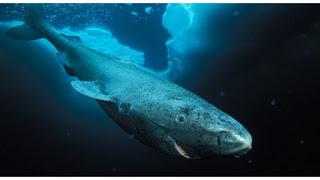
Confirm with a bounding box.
[61,33,82,42]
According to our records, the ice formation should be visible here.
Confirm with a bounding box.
[1,3,220,80]
[0,21,145,66]
[161,4,218,78]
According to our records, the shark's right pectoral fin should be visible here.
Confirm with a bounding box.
[6,24,42,40]
[71,80,114,102]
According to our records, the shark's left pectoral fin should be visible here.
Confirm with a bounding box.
[71,80,114,102]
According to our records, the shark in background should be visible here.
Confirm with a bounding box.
[6,4,252,159]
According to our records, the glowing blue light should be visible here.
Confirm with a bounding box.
[161,4,219,78]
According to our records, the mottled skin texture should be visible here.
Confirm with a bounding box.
[7,5,252,158]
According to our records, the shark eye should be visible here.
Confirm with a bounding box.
[176,115,185,123]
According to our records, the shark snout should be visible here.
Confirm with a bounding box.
[232,132,252,155]
[216,126,252,155]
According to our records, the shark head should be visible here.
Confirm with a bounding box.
[199,111,253,156]
[153,96,252,159]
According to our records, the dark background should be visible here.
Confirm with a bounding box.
[0,4,319,176]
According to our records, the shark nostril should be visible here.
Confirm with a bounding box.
[217,136,221,146]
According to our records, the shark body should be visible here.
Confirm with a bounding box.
[7,5,252,159]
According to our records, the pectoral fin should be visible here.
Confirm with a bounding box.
[71,80,114,102]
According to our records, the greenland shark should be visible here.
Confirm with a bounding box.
[6,5,252,159]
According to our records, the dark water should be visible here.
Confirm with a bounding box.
[0,3,320,176]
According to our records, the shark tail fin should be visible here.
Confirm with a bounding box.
[6,4,45,40]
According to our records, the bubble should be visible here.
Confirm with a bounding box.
[130,11,138,16]
[300,139,304,145]
[64,131,71,136]
[111,167,117,172]
[145,6,153,14]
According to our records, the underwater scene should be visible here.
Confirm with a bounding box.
[0,3,319,176]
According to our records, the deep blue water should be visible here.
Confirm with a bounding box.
[0,3,320,176]
[0,4,169,70]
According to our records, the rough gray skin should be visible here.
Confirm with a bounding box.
[7,5,252,159]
